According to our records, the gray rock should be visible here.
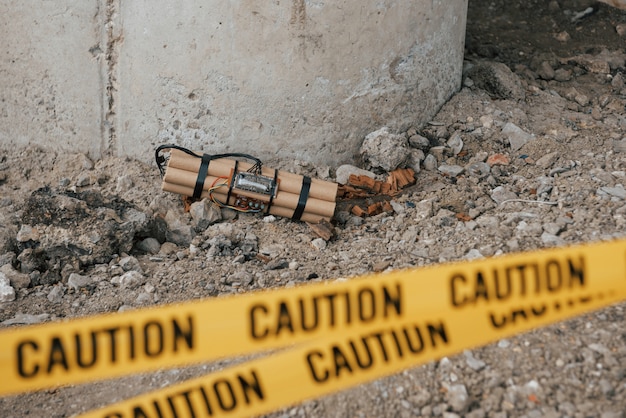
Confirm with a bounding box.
[464,350,487,371]
[465,61,526,100]
[0,263,30,289]
[265,258,289,271]
[135,292,152,305]
[119,256,143,273]
[541,232,565,245]
[423,154,438,171]
[335,164,377,185]
[446,384,470,412]
[0,273,16,302]
[2,313,49,325]
[466,161,490,178]
[47,285,64,303]
[311,238,327,250]
[166,224,195,247]
[543,223,562,235]
[116,174,134,193]
[136,237,161,254]
[16,224,40,242]
[438,164,465,177]
[537,61,555,80]
[613,138,626,153]
[0,252,15,268]
[67,272,95,290]
[414,199,434,221]
[406,149,425,173]
[490,186,518,204]
[408,134,430,149]
[554,68,573,81]
[599,184,626,199]
[75,171,92,187]
[360,127,409,171]
[227,271,253,285]
[535,152,559,169]
[502,122,533,151]
[390,200,405,214]
[189,199,222,231]
[447,131,464,155]
[119,270,145,289]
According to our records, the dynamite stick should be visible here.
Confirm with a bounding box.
[161,181,330,223]
[163,167,336,219]
[168,149,338,203]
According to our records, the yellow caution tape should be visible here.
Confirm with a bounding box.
[1,238,625,411]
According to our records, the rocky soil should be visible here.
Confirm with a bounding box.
[2,0,626,417]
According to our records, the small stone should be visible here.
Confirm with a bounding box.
[541,232,565,245]
[335,164,377,185]
[47,285,64,303]
[406,149,425,173]
[537,61,555,80]
[491,186,518,204]
[0,274,16,301]
[543,223,562,235]
[263,215,277,223]
[136,237,161,254]
[415,199,434,221]
[265,258,289,271]
[554,31,570,42]
[2,313,49,325]
[423,154,438,171]
[446,384,470,412]
[408,134,430,149]
[116,175,134,193]
[486,153,510,166]
[554,68,572,82]
[311,238,327,250]
[600,184,626,199]
[575,93,589,106]
[464,350,487,371]
[498,339,510,348]
[67,272,94,290]
[134,292,151,305]
[119,270,145,289]
[438,164,465,177]
[16,224,40,243]
[0,264,30,289]
[535,152,559,169]
[447,131,464,155]
[479,115,494,129]
[617,23,626,37]
[502,122,533,151]
[76,172,92,187]
[613,139,626,153]
[119,256,143,273]
[466,61,525,100]
[466,162,490,178]
[189,199,222,231]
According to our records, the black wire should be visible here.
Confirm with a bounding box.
[155,144,263,177]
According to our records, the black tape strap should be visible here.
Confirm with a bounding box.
[226,160,239,205]
[193,154,212,199]
[292,176,311,221]
[266,169,279,215]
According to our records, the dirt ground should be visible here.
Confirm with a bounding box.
[1,0,626,417]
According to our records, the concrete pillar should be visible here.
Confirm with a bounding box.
[118,0,468,166]
[0,1,104,158]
